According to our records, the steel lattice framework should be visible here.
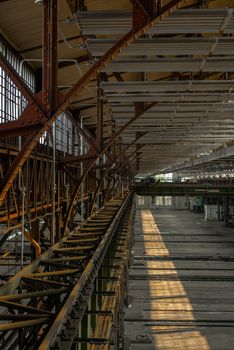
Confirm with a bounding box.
[1,0,234,348]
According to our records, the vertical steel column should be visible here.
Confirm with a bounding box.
[112,123,117,200]
[96,74,104,209]
[225,197,230,227]
[20,185,26,269]
[218,198,221,222]
[135,132,142,173]
[43,0,58,243]
[80,117,84,222]
[43,0,58,111]
[132,0,157,30]
[52,121,56,244]
[96,74,104,152]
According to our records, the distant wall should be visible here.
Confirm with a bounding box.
[136,195,189,209]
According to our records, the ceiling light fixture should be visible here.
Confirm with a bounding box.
[34,0,44,5]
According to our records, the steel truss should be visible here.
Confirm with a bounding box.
[0,0,183,229]
[0,0,182,264]
[0,194,134,349]
[0,1,183,346]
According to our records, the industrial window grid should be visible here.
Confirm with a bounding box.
[156,196,172,206]
[0,39,86,155]
[137,196,145,206]
[39,113,87,156]
[0,40,35,124]
[55,113,81,155]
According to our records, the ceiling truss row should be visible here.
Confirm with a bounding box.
[76,6,234,175]
[99,79,234,173]
[0,1,234,191]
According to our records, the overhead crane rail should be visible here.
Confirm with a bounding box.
[0,194,134,350]
[133,182,234,197]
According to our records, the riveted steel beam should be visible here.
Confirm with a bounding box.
[0,0,183,210]
[0,104,43,138]
[43,0,58,113]
[60,151,96,164]
[130,0,156,29]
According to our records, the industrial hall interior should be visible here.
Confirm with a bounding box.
[3,0,234,349]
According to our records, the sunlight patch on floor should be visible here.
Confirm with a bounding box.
[140,209,211,350]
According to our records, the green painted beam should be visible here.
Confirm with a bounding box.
[133,183,234,197]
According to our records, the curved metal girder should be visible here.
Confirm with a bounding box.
[69,132,147,226]
[104,176,117,203]
[102,176,114,206]
[111,176,121,197]
[0,0,183,211]
[63,160,95,232]
[90,171,113,214]
[89,133,147,214]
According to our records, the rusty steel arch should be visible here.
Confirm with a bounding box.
[64,129,148,231]
[89,170,114,215]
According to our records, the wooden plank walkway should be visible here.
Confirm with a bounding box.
[125,207,234,350]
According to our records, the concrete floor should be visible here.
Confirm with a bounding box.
[125,207,234,350]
